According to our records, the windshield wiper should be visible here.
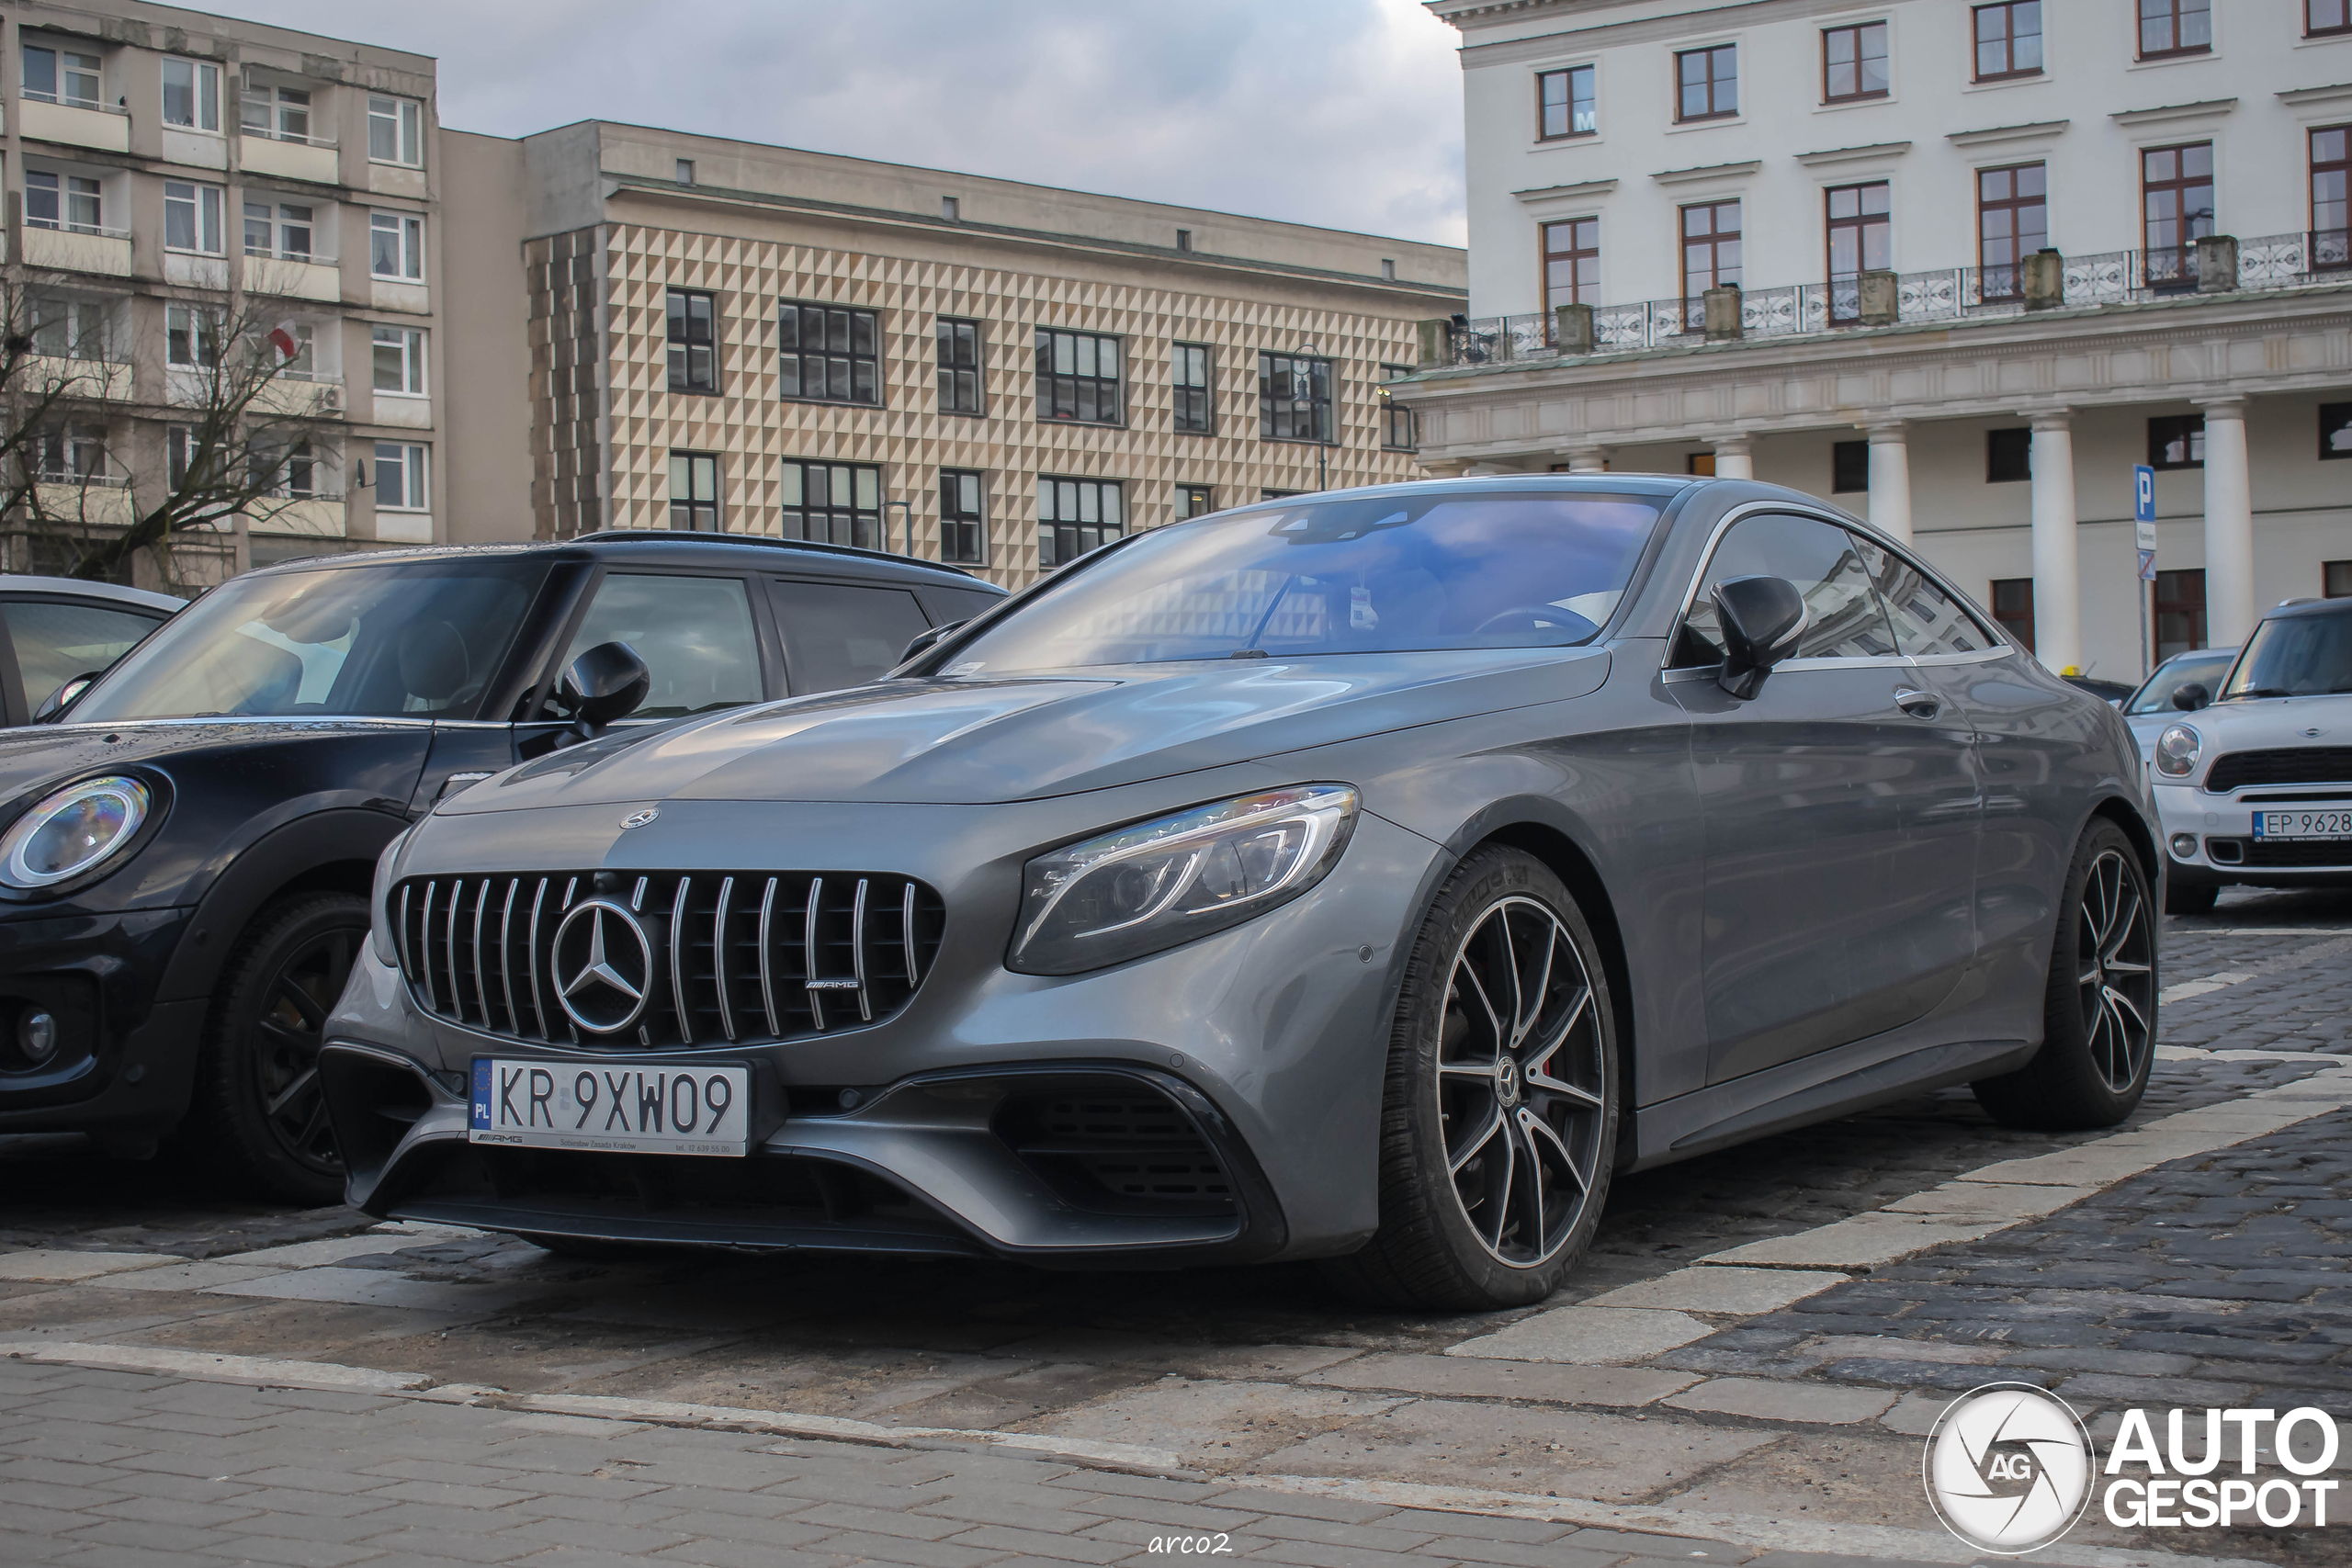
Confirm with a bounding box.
[2225,686,2293,700]
[1228,649,1269,660]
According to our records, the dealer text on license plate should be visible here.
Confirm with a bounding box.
[469,1059,751,1156]
[2253,809,2352,841]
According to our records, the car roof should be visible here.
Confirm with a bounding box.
[0,574,186,614]
[239,532,1003,592]
[2264,596,2352,623]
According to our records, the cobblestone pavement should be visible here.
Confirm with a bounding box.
[4,886,2351,1566]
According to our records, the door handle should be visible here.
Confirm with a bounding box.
[1893,687,1941,719]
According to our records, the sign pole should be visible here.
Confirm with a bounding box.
[2133,464,2158,681]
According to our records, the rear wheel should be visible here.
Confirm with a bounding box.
[1974,821,2155,1130]
[1322,846,1618,1311]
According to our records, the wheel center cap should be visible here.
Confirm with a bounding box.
[1496,1055,1521,1106]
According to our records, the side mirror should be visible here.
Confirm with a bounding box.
[33,671,101,722]
[1713,575,1808,701]
[556,641,650,733]
[2170,681,2210,712]
[900,619,968,665]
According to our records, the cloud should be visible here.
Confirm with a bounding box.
[209,0,1466,243]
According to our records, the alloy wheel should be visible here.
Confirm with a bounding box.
[1432,895,1609,1268]
[2075,849,2154,1094]
[253,926,356,1174]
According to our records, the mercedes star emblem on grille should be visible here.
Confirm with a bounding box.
[621,807,660,829]
[551,897,656,1033]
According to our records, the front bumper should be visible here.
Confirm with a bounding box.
[0,905,201,1140]
[2154,781,2352,886]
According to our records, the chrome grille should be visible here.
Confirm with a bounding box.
[394,870,945,1049]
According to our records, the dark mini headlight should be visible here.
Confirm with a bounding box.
[2153,724,2201,779]
[0,775,151,890]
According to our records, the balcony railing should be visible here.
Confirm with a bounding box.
[25,219,130,241]
[1437,231,2352,367]
[243,243,339,265]
[22,92,125,116]
[240,118,338,149]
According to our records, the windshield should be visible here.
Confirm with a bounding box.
[944,491,1663,674]
[2125,650,2235,714]
[72,559,549,722]
[2219,612,2352,702]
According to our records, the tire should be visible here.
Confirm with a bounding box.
[187,892,367,1206]
[2164,874,2220,917]
[1973,821,2156,1131]
[1321,845,1619,1311]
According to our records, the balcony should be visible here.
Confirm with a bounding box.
[32,478,133,530]
[248,496,348,538]
[245,250,344,303]
[240,129,338,186]
[1434,231,2352,367]
[25,355,132,402]
[250,375,345,417]
[370,392,431,430]
[18,97,125,153]
[22,223,130,276]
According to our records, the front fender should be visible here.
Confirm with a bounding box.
[155,807,410,1003]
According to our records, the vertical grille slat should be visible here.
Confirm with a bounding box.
[441,880,460,1023]
[670,875,695,1046]
[470,878,492,1029]
[416,881,438,1013]
[757,876,780,1037]
[497,880,519,1034]
[901,881,920,987]
[713,875,737,1042]
[803,876,826,1032]
[851,877,873,1024]
[526,877,548,1038]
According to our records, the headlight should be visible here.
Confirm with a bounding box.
[369,829,412,967]
[0,776,152,890]
[2154,723,2202,778]
[1009,784,1359,976]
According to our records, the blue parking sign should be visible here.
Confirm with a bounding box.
[2133,465,2155,525]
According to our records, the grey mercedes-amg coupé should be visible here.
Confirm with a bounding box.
[321,477,2160,1309]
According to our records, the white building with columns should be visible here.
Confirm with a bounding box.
[1400,0,2352,681]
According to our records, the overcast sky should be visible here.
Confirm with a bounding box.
[206,0,1470,245]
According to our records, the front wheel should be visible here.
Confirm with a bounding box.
[1321,846,1618,1311]
[1973,821,2156,1130]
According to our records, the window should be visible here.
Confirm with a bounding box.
[667,452,719,531]
[939,196,959,221]
[270,324,316,379]
[2315,0,2352,37]
[26,171,103,235]
[770,580,932,695]
[164,181,223,254]
[373,326,426,395]
[1990,579,2036,651]
[1822,22,1889,103]
[2154,569,2206,660]
[780,302,881,406]
[2139,0,2211,58]
[1987,427,2032,483]
[937,318,982,414]
[1538,64,1597,139]
[251,438,317,499]
[1542,218,1600,313]
[1826,182,1892,321]
[2315,127,2349,271]
[1973,3,2041,80]
[566,574,761,717]
[1977,164,2046,300]
[164,304,220,367]
[2142,143,2213,288]
[780,459,882,548]
[240,83,311,141]
[29,296,109,361]
[1686,453,1715,476]
[1036,329,1122,424]
[1381,258,1396,280]
[676,159,695,186]
[161,57,220,131]
[2149,413,2204,469]
[370,211,424,280]
[1676,44,1736,122]
[243,200,313,260]
[1681,200,1742,304]
[2326,560,2352,597]
[4,601,162,719]
[1380,365,1417,451]
[1677,514,1894,665]
[23,45,102,109]
[1175,229,1193,252]
[1260,352,1333,444]
[1038,477,1125,569]
[375,443,429,512]
[1832,440,1870,493]
[1176,484,1216,520]
[1872,554,1995,658]
[666,288,717,393]
[368,96,424,166]
[1171,343,1214,434]
[2320,402,2352,459]
[36,423,107,483]
[939,469,986,564]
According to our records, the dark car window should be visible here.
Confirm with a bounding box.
[921,584,1008,627]
[2126,650,2234,714]
[1676,513,1895,665]
[3,599,166,715]
[944,491,1661,673]
[72,560,547,722]
[564,572,762,718]
[1864,547,1996,657]
[769,579,933,694]
[2220,610,2352,701]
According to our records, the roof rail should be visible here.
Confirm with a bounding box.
[579,528,983,580]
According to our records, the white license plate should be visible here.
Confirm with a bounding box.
[469,1059,752,1156]
[2253,809,2352,841]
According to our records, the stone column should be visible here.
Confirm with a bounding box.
[2199,396,2256,649]
[1866,423,1912,543]
[2029,411,2082,672]
[1565,445,1610,475]
[1711,436,1754,479]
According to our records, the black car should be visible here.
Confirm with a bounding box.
[0,532,1002,1201]
[0,575,184,725]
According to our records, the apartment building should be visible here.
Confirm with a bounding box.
[1402,0,2352,680]
[0,0,447,583]
[439,123,1465,586]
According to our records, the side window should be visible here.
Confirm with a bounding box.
[769,580,933,694]
[1864,547,1997,657]
[920,585,1006,627]
[1675,513,1895,666]
[563,573,762,718]
[3,600,164,715]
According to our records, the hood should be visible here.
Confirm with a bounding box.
[447,648,1613,813]
[0,716,433,808]
[2180,694,2352,752]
